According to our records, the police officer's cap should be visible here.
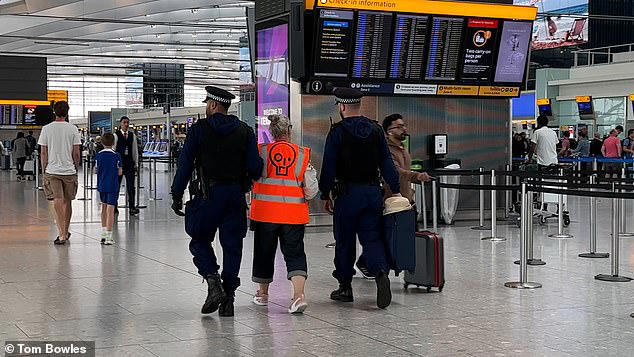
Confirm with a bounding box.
[203,86,235,105]
[333,87,363,104]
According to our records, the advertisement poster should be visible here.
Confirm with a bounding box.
[460,18,498,81]
[514,0,588,50]
[494,21,532,83]
[255,23,289,145]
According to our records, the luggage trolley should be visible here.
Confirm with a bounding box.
[514,163,572,227]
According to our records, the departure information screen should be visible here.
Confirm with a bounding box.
[425,17,464,81]
[314,9,354,78]
[308,6,534,97]
[390,15,428,80]
[352,11,394,79]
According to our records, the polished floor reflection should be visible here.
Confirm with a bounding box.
[1,167,634,356]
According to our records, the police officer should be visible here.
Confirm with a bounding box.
[171,86,263,317]
[319,88,401,309]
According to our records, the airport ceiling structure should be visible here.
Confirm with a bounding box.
[0,0,252,93]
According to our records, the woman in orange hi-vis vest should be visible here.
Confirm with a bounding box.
[250,115,318,314]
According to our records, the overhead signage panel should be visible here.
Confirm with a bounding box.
[314,9,355,78]
[437,85,479,96]
[460,19,498,81]
[494,21,532,83]
[425,17,464,81]
[47,90,68,103]
[576,96,592,103]
[478,86,519,96]
[312,0,538,20]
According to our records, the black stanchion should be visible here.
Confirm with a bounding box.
[579,175,609,258]
[472,167,490,230]
[136,163,147,209]
[505,183,542,289]
[595,183,632,283]
[77,157,91,201]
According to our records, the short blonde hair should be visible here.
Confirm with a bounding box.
[268,114,291,140]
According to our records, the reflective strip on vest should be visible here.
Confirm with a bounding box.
[295,148,305,178]
[261,177,300,186]
[253,194,305,204]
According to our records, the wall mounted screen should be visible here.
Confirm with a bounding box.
[514,0,588,50]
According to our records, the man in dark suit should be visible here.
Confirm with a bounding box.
[115,116,139,215]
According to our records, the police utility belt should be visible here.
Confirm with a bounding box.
[333,179,381,197]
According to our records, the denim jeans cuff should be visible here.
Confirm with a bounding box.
[287,270,308,280]
[252,276,273,284]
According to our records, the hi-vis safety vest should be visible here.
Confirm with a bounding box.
[250,141,311,225]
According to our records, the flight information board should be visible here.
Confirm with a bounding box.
[314,9,355,78]
[425,17,464,81]
[307,5,535,97]
[390,15,428,80]
[352,12,394,79]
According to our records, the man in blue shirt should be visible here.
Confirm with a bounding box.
[96,133,122,245]
[319,88,401,309]
[171,86,263,317]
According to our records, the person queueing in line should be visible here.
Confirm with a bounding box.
[250,114,319,314]
[96,133,122,245]
[319,88,401,309]
[171,86,263,317]
[355,113,431,279]
[114,116,140,215]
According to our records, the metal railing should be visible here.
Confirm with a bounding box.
[573,43,634,67]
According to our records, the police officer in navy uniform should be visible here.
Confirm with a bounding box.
[319,88,401,309]
[171,86,263,316]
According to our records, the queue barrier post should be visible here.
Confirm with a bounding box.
[505,182,542,289]
[579,174,609,258]
[515,189,546,265]
[149,158,163,201]
[504,164,511,220]
[77,156,91,201]
[482,170,505,242]
[619,168,634,237]
[595,182,632,282]
[471,167,490,230]
[136,159,148,209]
[33,151,42,191]
[548,168,573,239]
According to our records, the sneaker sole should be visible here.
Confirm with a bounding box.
[330,295,354,302]
[289,303,308,314]
[376,275,392,309]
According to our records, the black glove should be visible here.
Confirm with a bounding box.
[171,194,185,217]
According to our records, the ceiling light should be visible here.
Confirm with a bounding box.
[191,9,199,14]
[156,34,161,38]
[151,24,157,29]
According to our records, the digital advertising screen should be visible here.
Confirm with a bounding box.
[390,15,428,80]
[314,9,355,78]
[89,111,112,135]
[23,105,37,125]
[514,0,588,50]
[494,21,532,83]
[256,22,289,144]
[460,18,499,81]
[352,11,394,79]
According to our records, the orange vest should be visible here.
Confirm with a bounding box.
[251,141,311,225]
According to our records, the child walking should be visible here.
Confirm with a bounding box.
[96,133,122,245]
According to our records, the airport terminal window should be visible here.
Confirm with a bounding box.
[593,97,625,126]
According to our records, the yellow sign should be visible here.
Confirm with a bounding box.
[437,85,479,96]
[629,94,634,101]
[537,98,551,106]
[47,90,68,102]
[576,96,592,103]
[312,0,537,20]
[0,100,51,105]
[478,86,519,97]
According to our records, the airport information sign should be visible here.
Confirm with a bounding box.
[306,0,536,97]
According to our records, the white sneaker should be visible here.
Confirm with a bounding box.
[100,231,107,244]
[104,234,115,245]
[288,295,308,314]
[252,291,268,306]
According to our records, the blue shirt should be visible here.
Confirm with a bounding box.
[624,138,633,158]
[96,149,122,193]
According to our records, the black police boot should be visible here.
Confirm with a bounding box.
[330,284,353,302]
[375,271,392,309]
[218,288,235,317]
[201,273,225,314]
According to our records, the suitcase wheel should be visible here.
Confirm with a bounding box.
[438,285,444,293]
[404,283,409,289]
[426,287,431,293]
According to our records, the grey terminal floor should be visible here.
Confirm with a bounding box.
[1,166,634,357]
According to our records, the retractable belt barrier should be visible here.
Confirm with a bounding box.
[425,168,634,287]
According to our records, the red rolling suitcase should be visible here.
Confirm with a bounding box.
[404,231,444,292]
